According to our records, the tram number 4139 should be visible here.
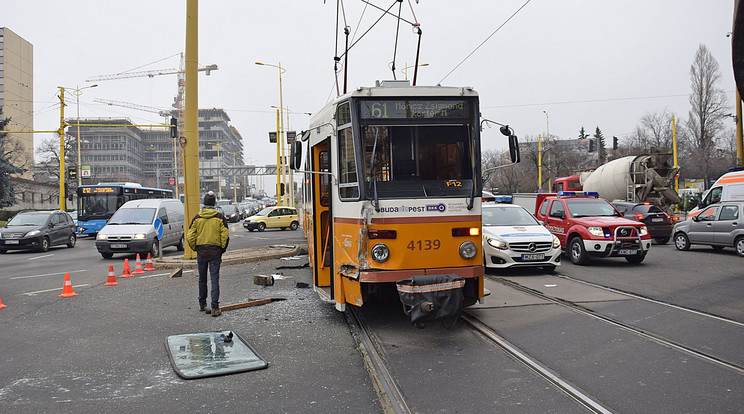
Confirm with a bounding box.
[407,239,441,251]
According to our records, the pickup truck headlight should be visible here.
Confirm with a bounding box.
[487,237,508,250]
[552,235,561,249]
[587,227,604,237]
[639,226,649,236]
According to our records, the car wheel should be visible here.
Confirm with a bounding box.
[735,237,744,257]
[568,237,588,265]
[625,252,646,264]
[39,236,50,252]
[150,239,160,257]
[655,237,669,245]
[674,232,690,251]
[176,236,185,251]
[290,221,299,231]
[101,252,114,259]
[257,223,266,232]
[66,233,77,248]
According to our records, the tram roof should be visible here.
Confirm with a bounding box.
[307,81,479,132]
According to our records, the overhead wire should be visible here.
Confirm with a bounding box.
[438,0,532,85]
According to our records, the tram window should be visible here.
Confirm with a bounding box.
[319,150,330,207]
[338,127,360,200]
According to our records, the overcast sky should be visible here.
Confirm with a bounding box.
[3,0,738,170]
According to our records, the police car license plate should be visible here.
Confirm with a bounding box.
[618,249,637,255]
[111,243,128,249]
[4,240,19,244]
[521,253,545,261]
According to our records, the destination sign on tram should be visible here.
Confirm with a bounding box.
[360,99,472,120]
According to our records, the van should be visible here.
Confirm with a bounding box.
[688,170,744,218]
[95,198,185,259]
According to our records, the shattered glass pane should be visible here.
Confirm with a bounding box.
[166,331,268,379]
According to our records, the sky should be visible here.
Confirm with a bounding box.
[2,0,739,191]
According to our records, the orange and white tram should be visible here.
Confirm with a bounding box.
[292,81,498,312]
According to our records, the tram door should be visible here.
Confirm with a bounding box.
[311,140,333,295]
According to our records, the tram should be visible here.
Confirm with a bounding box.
[290,80,517,312]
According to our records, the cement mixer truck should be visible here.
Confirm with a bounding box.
[553,153,681,213]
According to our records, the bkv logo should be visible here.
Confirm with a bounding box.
[426,203,446,213]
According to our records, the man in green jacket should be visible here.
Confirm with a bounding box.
[187,191,230,317]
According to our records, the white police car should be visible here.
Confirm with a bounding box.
[482,203,562,272]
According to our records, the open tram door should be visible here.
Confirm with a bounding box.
[291,137,335,304]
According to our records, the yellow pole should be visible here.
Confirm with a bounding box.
[737,90,744,167]
[76,88,82,189]
[543,110,550,192]
[285,109,293,206]
[183,0,200,259]
[278,62,285,206]
[57,87,67,211]
[672,115,679,193]
[538,134,542,191]
[276,109,282,206]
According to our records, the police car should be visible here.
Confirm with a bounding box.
[482,203,562,272]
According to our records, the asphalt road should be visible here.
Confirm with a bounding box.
[1,230,743,413]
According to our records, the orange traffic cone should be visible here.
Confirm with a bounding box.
[132,254,145,275]
[104,265,119,286]
[120,259,133,278]
[0,295,7,309]
[59,272,78,297]
[144,253,156,271]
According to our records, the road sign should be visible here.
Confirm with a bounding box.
[154,218,164,240]
[168,176,176,186]
[81,165,91,178]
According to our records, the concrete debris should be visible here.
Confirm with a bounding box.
[253,274,274,286]
[168,268,183,278]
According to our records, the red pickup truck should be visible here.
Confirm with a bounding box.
[533,192,652,264]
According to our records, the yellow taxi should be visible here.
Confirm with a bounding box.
[242,206,299,232]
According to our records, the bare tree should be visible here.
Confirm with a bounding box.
[0,110,27,207]
[686,44,729,187]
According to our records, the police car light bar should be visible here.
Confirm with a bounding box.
[557,191,599,197]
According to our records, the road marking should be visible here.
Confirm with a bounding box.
[11,269,87,280]
[28,254,54,261]
[21,284,91,296]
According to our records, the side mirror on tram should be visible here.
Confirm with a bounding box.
[289,141,302,170]
[508,135,520,164]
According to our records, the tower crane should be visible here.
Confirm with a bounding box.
[94,98,171,118]
[86,54,218,198]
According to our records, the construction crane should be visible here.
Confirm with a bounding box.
[86,54,218,198]
[94,98,171,118]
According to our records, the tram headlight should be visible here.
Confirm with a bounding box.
[459,241,478,259]
[370,243,390,263]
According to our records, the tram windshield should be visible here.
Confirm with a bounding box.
[362,124,474,199]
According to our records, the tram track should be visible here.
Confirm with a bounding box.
[487,275,744,374]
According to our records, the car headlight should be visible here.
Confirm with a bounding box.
[459,241,478,259]
[370,243,390,262]
[486,237,508,250]
[134,233,146,239]
[587,227,604,237]
[552,235,561,249]
[639,226,649,236]
[97,233,107,240]
[26,230,41,236]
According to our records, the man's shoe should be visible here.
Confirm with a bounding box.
[199,304,211,314]
[211,308,222,317]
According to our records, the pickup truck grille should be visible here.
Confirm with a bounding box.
[509,241,553,253]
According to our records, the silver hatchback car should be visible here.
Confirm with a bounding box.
[673,201,744,256]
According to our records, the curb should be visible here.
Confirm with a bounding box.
[152,245,302,269]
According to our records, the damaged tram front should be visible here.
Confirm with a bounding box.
[293,82,499,317]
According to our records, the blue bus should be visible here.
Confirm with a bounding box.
[76,183,173,235]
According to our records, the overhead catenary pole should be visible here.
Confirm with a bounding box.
[57,87,67,211]
[182,0,200,259]
[276,109,282,206]
[737,90,744,167]
[672,115,679,193]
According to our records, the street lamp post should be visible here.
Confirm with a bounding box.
[73,84,98,188]
[256,61,286,206]
[401,62,428,80]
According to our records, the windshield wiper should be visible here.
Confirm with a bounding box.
[368,129,381,212]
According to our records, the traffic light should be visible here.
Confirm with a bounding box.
[280,183,285,196]
[170,117,177,138]
[612,136,618,150]
[589,138,596,152]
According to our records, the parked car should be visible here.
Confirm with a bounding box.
[243,206,299,232]
[673,201,744,256]
[223,204,241,223]
[0,210,77,253]
[612,201,673,244]
[482,203,562,272]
